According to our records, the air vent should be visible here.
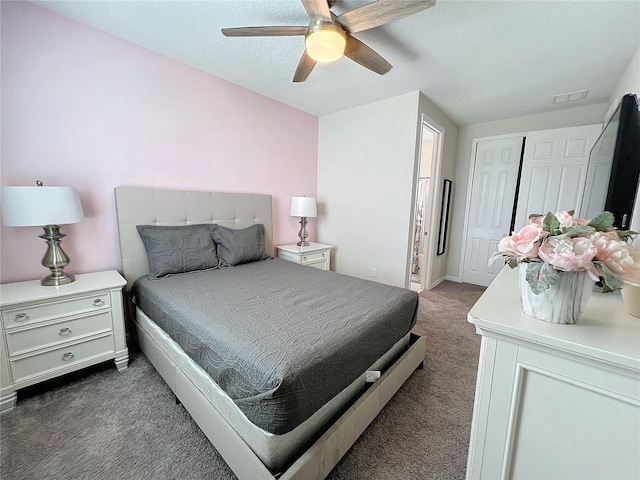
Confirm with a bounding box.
[553,89,589,104]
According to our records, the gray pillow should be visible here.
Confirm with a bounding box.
[136,224,218,278]
[212,224,270,267]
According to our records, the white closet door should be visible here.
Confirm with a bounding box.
[462,136,524,287]
[514,124,602,229]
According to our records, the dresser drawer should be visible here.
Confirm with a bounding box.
[300,251,328,265]
[2,293,110,329]
[10,334,115,384]
[5,311,113,356]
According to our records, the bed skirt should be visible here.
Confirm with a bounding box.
[133,308,426,479]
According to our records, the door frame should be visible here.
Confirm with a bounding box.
[458,132,526,283]
[406,113,445,290]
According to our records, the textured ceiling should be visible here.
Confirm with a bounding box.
[33,0,640,125]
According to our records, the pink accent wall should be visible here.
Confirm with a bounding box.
[0,2,319,284]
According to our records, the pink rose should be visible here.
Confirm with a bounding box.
[590,231,635,275]
[538,236,599,280]
[555,211,575,228]
[498,224,542,259]
[529,215,543,226]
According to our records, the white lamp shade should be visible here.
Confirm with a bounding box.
[305,29,346,63]
[2,186,85,226]
[290,196,317,218]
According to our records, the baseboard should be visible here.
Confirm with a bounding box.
[445,275,462,283]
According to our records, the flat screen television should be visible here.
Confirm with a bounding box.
[581,93,640,228]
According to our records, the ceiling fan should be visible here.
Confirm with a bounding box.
[221,0,435,82]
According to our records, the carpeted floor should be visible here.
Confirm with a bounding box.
[0,281,485,480]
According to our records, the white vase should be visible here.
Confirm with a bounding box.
[518,263,594,324]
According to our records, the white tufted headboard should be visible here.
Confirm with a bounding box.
[115,187,273,290]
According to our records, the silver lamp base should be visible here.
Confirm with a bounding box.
[39,225,76,286]
[297,216,309,247]
[42,272,76,286]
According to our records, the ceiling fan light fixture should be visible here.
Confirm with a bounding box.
[305,24,346,63]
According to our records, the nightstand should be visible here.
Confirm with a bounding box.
[0,270,128,413]
[277,242,333,271]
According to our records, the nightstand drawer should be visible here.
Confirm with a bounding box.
[309,262,328,270]
[0,271,128,413]
[300,251,327,264]
[2,293,110,329]
[5,311,113,356]
[10,334,115,384]
[277,243,332,271]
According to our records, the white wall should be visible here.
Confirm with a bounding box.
[317,91,459,288]
[420,134,433,176]
[317,92,420,287]
[446,102,609,281]
[607,45,640,121]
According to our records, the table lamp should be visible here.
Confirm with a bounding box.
[290,196,317,247]
[2,182,85,286]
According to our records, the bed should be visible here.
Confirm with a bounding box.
[115,186,426,480]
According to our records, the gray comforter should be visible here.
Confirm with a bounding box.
[134,259,418,434]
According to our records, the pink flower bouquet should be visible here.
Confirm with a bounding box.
[490,210,639,294]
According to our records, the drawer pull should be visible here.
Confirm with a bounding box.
[303,256,307,260]
[92,299,105,307]
[321,253,325,257]
[61,352,75,361]
[59,327,72,336]
[14,313,29,322]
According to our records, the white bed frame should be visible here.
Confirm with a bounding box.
[114,186,426,480]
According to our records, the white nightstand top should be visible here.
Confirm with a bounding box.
[0,271,126,307]
[276,242,333,254]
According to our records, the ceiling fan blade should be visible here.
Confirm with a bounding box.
[222,26,308,37]
[301,0,332,22]
[293,50,317,82]
[344,35,392,75]
[338,0,435,34]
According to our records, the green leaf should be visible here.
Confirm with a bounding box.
[588,212,615,232]
[600,263,624,292]
[557,225,595,238]
[542,212,560,235]
[616,230,638,240]
[528,213,543,220]
[567,209,575,216]
[507,258,518,269]
[488,250,510,267]
[601,283,615,294]
[525,262,559,295]
[540,262,560,284]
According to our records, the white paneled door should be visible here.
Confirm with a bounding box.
[462,136,524,287]
[514,124,602,230]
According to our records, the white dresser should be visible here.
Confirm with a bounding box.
[466,267,640,480]
[0,270,128,413]
[277,242,333,271]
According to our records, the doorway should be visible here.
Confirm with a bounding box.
[409,118,442,292]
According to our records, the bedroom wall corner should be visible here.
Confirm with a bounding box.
[607,45,640,117]
[0,1,318,284]
[317,92,421,287]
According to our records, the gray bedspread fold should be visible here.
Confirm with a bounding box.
[134,259,418,434]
